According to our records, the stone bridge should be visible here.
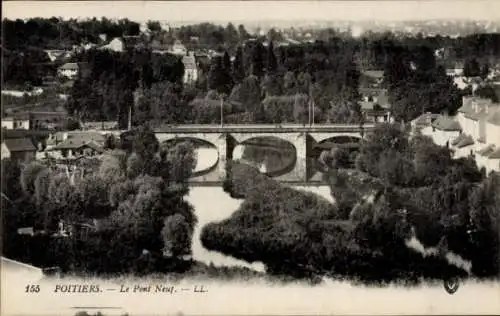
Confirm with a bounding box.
[154,124,374,183]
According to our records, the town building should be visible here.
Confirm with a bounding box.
[358,88,393,123]
[99,37,125,52]
[182,53,198,84]
[413,95,500,174]
[361,70,385,87]
[1,138,37,162]
[47,139,104,159]
[44,49,72,63]
[2,117,30,130]
[2,111,68,130]
[46,131,107,149]
[170,40,187,56]
[81,121,119,131]
[57,62,89,80]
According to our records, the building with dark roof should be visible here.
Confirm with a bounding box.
[48,138,104,160]
[359,88,393,123]
[1,138,37,162]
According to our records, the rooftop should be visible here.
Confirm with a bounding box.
[59,62,79,71]
[487,110,500,126]
[452,133,474,148]
[489,148,500,159]
[2,138,36,152]
[53,138,104,152]
[431,115,462,131]
[362,70,384,79]
[412,112,440,127]
[477,144,496,157]
[182,55,197,70]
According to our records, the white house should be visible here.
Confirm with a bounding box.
[1,117,30,130]
[182,53,198,84]
[58,63,80,79]
[429,115,462,147]
[170,40,187,56]
[457,97,490,148]
[44,49,72,62]
[485,110,500,147]
[100,37,125,53]
[451,95,500,173]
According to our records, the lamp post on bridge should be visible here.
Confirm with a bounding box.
[308,85,315,127]
[219,93,226,128]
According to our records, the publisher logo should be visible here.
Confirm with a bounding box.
[443,278,460,294]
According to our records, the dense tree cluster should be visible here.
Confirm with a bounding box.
[3,17,140,50]
[2,127,198,274]
[67,49,185,127]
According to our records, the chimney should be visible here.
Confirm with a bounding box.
[63,132,68,141]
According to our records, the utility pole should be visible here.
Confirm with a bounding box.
[220,93,225,127]
[128,105,132,131]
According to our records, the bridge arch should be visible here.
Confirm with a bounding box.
[161,137,220,177]
[235,135,297,177]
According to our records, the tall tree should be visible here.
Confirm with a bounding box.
[463,58,481,78]
[232,46,246,83]
[223,51,232,73]
[267,41,278,73]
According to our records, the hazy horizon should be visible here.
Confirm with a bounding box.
[3,1,500,25]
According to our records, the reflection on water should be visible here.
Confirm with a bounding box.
[232,144,296,176]
[194,148,219,173]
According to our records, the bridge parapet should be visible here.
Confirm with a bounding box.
[154,123,375,134]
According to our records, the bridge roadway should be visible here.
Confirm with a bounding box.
[153,123,375,133]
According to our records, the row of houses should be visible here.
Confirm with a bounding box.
[412,95,500,174]
[1,130,109,164]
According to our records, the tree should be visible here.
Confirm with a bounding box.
[208,55,233,95]
[250,42,265,78]
[224,23,239,47]
[20,162,47,196]
[292,93,309,124]
[1,159,23,201]
[232,46,246,82]
[357,123,409,177]
[463,58,481,78]
[411,134,453,185]
[240,75,263,120]
[223,51,232,72]
[480,63,490,80]
[162,214,192,257]
[146,20,162,32]
[99,150,126,180]
[133,125,159,160]
[283,72,297,94]
[238,24,250,41]
[267,41,278,73]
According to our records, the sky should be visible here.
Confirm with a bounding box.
[3,0,500,24]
